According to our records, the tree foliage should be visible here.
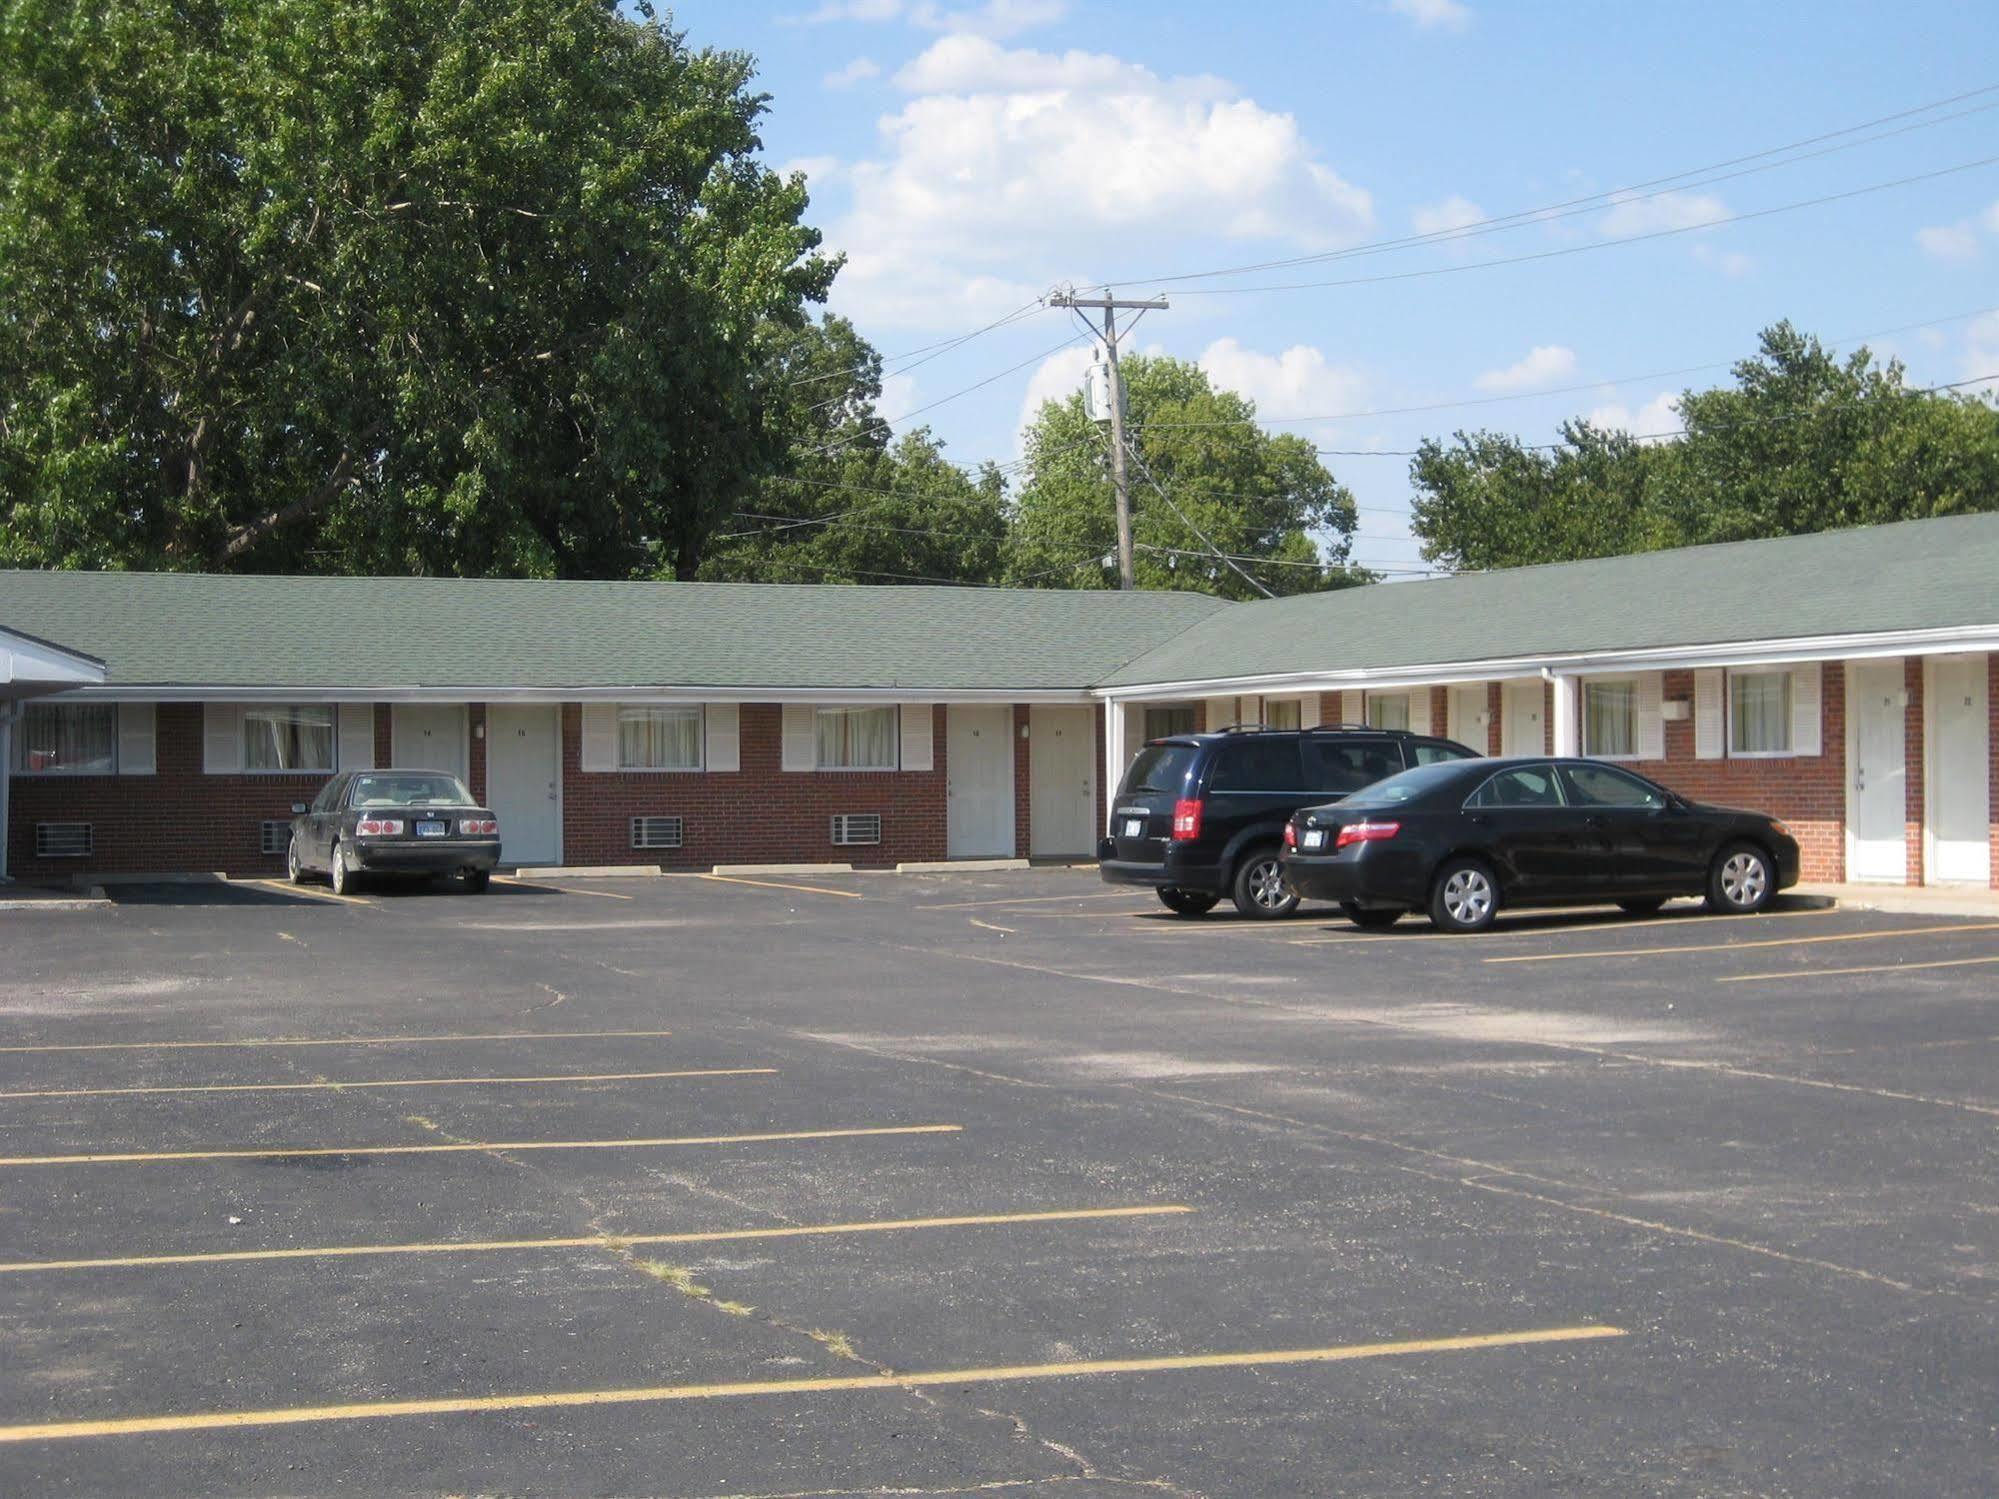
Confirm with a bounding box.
[0,0,833,576]
[1006,354,1366,598]
[1410,323,1999,572]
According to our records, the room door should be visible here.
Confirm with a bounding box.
[946,704,1015,858]
[1846,659,1906,883]
[1927,656,1991,885]
[1501,680,1545,756]
[487,705,560,866]
[1447,684,1489,754]
[391,704,468,782]
[1029,704,1098,858]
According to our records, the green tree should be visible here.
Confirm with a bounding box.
[1006,354,1365,597]
[0,0,833,577]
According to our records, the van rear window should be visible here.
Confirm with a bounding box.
[1122,745,1196,796]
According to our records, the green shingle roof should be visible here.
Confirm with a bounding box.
[0,571,1229,691]
[1102,510,1999,687]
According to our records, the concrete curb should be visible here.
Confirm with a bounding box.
[0,891,106,912]
[712,862,857,876]
[895,859,1031,873]
[510,865,663,879]
[1793,882,1999,918]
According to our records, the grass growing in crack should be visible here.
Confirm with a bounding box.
[806,1328,858,1361]
[634,1259,756,1316]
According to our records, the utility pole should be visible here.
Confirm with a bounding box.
[1049,289,1167,590]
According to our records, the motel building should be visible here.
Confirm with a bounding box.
[1,511,1994,892]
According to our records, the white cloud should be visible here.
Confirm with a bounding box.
[1389,0,1472,31]
[1963,311,1999,389]
[878,370,920,423]
[1690,242,1754,277]
[778,155,844,189]
[1585,390,1681,441]
[1015,345,1096,443]
[823,57,882,89]
[826,37,1375,326]
[1198,338,1368,420]
[1412,194,1484,237]
[1598,190,1728,238]
[1917,222,1980,261]
[796,0,904,21]
[790,0,1066,38]
[1473,344,1578,393]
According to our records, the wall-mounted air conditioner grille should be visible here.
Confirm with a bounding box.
[829,813,881,846]
[631,816,684,850]
[35,823,93,858]
[260,821,291,856]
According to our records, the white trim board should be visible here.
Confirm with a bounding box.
[61,685,1099,705]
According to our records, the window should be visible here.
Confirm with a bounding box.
[349,773,476,808]
[244,705,335,772]
[816,706,897,769]
[1467,765,1565,809]
[619,705,702,770]
[1210,740,1304,792]
[1121,745,1196,796]
[1729,670,1792,755]
[1583,680,1637,758]
[1560,763,1665,810]
[1265,698,1302,731]
[1366,693,1410,732]
[1143,704,1196,740]
[12,702,115,774]
[1306,739,1404,795]
[309,776,347,814]
[1411,740,1478,766]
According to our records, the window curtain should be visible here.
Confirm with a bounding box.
[816,706,897,768]
[1730,673,1791,753]
[1144,705,1196,740]
[1585,682,1635,757]
[14,703,116,773]
[1367,694,1410,731]
[1266,699,1301,731]
[618,706,701,768]
[244,705,335,770]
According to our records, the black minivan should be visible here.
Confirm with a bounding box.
[1099,726,1481,917]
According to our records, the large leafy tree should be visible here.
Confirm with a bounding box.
[1410,323,1999,571]
[0,0,834,577]
[1006,354,1366,597]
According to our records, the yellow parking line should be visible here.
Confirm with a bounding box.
[1290,904,1841,947]
[699,873,863,899]
[921,891,1149,911]
[1485,920,1999,965]
[236,878,374,908]
[493,876,633,901]
[0,1028,675,1055]
[0,1067,775,1102]
[0,1204,1193,1276]
[1720,953,1999,984]
[0,1123,960,1168]
[0,1324,1623,1443]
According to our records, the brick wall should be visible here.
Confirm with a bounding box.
[1012,704,1032,858]
[1991,655,1999,891]
[1485,682,1504,756]
[1904,658,1926,886]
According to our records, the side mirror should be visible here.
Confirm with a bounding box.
[291,802,307,815]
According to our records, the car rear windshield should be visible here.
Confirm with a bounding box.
[1333,760,1469,808]
[349,773,476,808]
[1121,744,1197,796]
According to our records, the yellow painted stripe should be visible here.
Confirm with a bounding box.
[236,879,375,908]
[0,1029,675,1056]
[1719,953,1999,983]
[0,1123,959,1169]
[1289,904,1841,946]
[698,873,863,899]
[920,891,1148,911]
[0,1204,1192,1276]
[0,1325,1623,1443]
[1485,920,1999,965]
[0,1067,775,1102]
[492,876,633,901]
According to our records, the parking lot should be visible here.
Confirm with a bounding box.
[2,868,1996,1496]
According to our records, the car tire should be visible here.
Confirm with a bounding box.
[1157,887,1219,917]
[1230,847,1299,919]
[1341,902,1402,930]
[1429,857,1498,933]
[464,870,491,894]
[330,842,354,896]
[1706,842,1773,915]
[1617,897,1666,916]
[286,836,305,885]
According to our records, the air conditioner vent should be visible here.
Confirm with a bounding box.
[829,813,881,847]
[631,816,684,850]
[260,820,291,856]
[35,823,93,858]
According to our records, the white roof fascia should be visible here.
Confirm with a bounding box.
[59,684,1096,705]
[2,628,107,691]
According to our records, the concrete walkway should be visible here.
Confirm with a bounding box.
[1795,881,1999,917]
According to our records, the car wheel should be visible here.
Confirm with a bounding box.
[1230,847,1299,919]
[286,836,305,885]
[1429,857,1498,933]
[1340,902,1402,930]
[463,870,491,894]
[1157,887,1219,917]
[330,842,354,896]
[1706,842,1773,915]
[1617,897,1666,916]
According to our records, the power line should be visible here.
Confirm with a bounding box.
[782,297,1050,391]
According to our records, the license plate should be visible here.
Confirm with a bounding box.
[416,820,448,838]
[1123,818,1145,838]
[1301,829,1327,850]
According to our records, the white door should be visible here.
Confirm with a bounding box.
[391,704,468,782]
[1501,680,1544,756]
[1927,656,1991,885]
[487,705,560,866]
[947,704,1015,858]
[1029,705,1098,858]
[1448,684,1489,754]
[1847,659,1906,883]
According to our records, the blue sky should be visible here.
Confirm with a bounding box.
[666,0,1999,578]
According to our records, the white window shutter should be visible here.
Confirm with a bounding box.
[899,704,933,771]
[1299,696,1321,729]
[1694,670,1724,760]
[1341,690,1363,725]
[203,704,243,774]
[781,704,817,771]
[1791,662,1822,756]
[1636,673,1664,761]
[1205,695,1237,732]
[703,703,739,773]
[117,703,156,775]
[1408,691,1430,736]
[339,704,375,770]
[580,704,617,772]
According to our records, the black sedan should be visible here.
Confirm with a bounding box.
[288,769,501,894]
[1281,756,1800,933]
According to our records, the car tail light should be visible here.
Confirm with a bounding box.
[1171,798,1203,840]
[355,817,404,837]
[1334,820,1400,850]
[460,818,499,836]
[1283,821,1297,849]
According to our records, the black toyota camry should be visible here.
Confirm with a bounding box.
[288,769,501,895]
[1281,756,1800,934]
